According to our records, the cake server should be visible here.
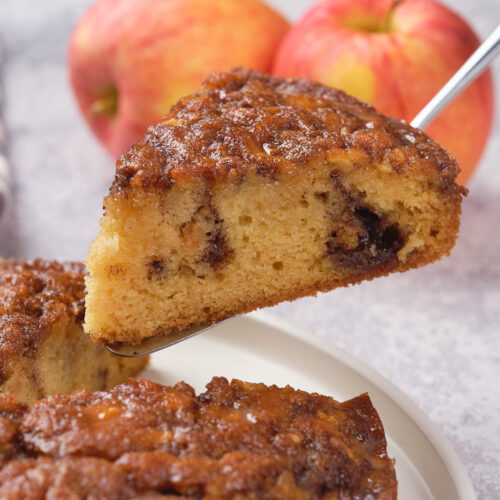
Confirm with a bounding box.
[107,24,500,358]
[411,23,499,129]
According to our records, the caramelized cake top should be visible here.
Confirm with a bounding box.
[0,260,86,380]
[0,377,396,498]
[113,68,463,196]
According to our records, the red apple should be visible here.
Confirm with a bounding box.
[69,0,289,157]
[272,0,494,184]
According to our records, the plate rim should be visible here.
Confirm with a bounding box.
[246,310,476,500]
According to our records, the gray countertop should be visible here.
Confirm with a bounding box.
[0,1,498,497]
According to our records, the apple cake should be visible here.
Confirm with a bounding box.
[0,259,147,404]
[0,377,397,498]
[85,68,465,345]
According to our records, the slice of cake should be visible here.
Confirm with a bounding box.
[0,377,397,498]
[85,68,465,345]
[0,259,147,403]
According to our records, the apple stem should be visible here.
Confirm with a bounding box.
[380,0,404,32]
[89,85,118,117]
[390,0,405,10]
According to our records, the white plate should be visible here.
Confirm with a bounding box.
[141,311,475,500]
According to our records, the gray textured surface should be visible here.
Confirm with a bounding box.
[0,45,11,226]
[0,0,498,497]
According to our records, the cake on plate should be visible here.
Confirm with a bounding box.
[85,68,465,345]
[0,377,397,498]
[0,259,147,403]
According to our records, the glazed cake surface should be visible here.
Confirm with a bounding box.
[0,377,397,499]
[0,259,147,403]
[85,68,465,344]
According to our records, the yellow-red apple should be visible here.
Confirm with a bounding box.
[273,0,494,184]
[69,0,289,157]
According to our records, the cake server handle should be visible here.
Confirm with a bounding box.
[411,23,500,130]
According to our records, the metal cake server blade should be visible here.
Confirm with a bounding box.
[106,24,500,358]
[106,317,237,357]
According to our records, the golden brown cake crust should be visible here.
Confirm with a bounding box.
[0,259,85,382]
[113,68,463,196]
[0,377,396,499]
